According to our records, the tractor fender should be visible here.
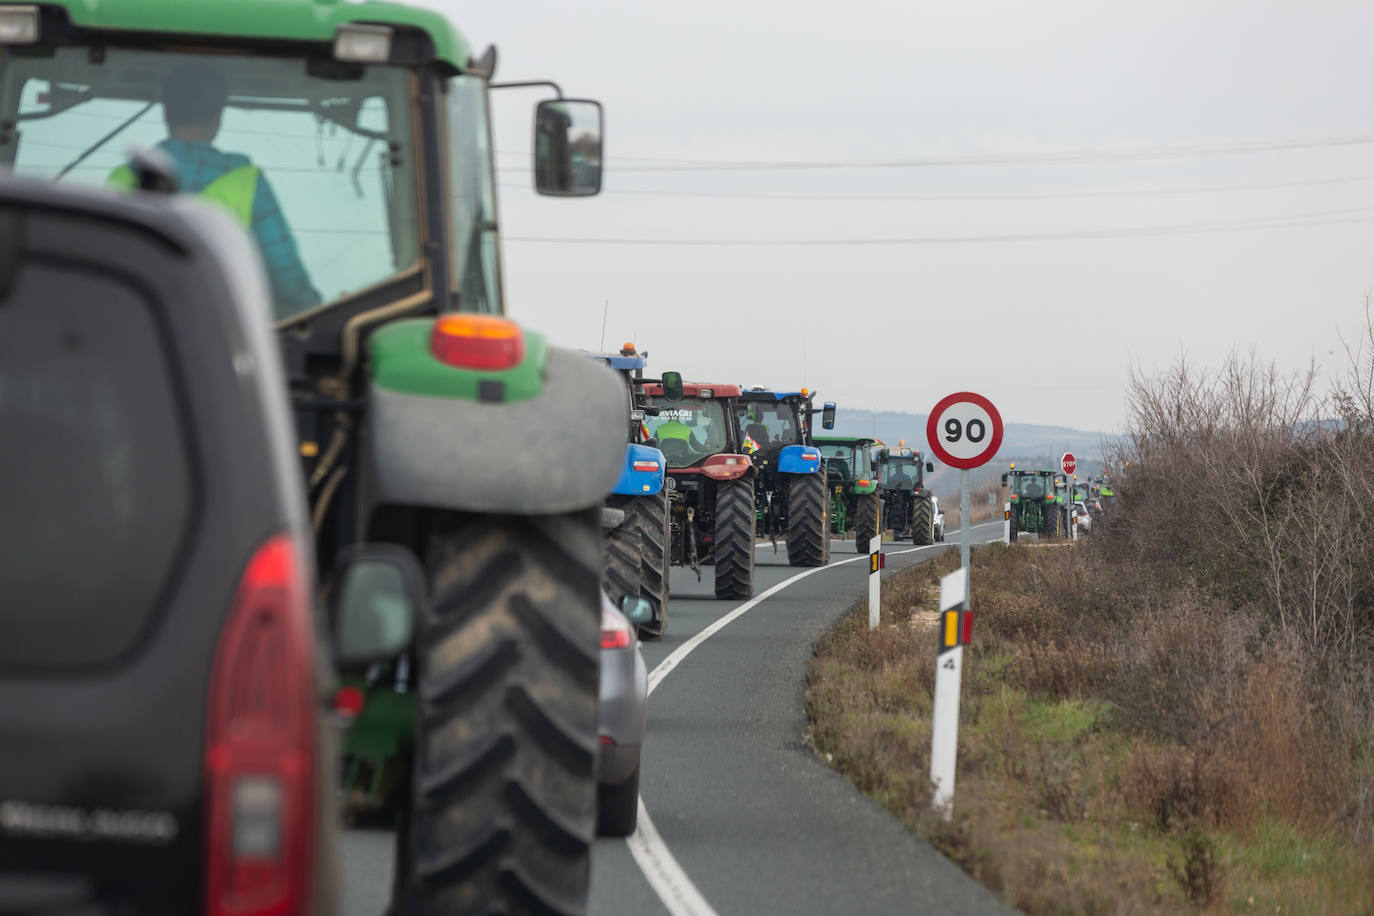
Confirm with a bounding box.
[611,442,666,497]
[777,444,823,475]
[367,345,626,514]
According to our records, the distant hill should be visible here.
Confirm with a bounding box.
[827,409,1113,498]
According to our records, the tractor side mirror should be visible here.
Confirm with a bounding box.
[926,462,934,473]
[621,595,653,625]
[661,370,684,402]
[328,544,425,669]
[821,402,836,430]
[1001,474,1008,486]
[534,99,603,196]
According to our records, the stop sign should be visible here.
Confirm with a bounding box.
[1061,452,1077,476]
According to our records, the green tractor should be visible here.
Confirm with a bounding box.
[876,442,938,545]
[0,2,626,910]
[815,435,881,553]
[1002,465,1070,540]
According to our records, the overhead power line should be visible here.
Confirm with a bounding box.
[504,204,1374,246]
[498,172,1374,203]
[496,132,1374,172]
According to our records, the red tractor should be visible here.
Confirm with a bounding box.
[643,382,757,599]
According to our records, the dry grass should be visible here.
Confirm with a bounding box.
[940,482,1006,527]
[807,542,1374,915]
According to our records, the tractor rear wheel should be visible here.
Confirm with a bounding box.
[1044,504,1062,538]
[786,471,829,567]
[855,492,880,554]
[911,497,935,546]
[713,478,756,599]
[404,510,601,916]
[602,504,641,618]
[613,490,671,640]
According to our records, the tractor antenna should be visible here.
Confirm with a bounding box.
[599,299,608,351]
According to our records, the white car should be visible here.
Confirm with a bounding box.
[932,495,946,542]
[1073,500,1093,534]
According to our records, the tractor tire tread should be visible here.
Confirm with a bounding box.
[713,479,756,599]
[407,509,601,916]
[786,472,829,567]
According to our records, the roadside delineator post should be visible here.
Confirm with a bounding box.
[1003,501,1011,544]
[931,567,971,819]
[867,527,883,629]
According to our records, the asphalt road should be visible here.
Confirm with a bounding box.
[342,521,1012,915]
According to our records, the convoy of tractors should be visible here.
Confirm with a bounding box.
[0,2,1116,911]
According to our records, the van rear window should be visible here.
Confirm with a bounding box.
[0,263,191,669]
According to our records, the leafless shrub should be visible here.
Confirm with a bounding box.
[1107,316,1374,660]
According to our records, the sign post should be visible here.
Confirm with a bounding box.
[1061,452,1077,541]
[924,392,1003,818]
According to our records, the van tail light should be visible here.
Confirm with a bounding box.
[601,603,633,650]
[204,534,316,916]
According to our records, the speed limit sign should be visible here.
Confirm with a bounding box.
[925,392,1004,470]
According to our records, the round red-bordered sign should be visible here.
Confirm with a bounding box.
[925,392,1004,470]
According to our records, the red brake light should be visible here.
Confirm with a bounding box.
[857,479,871,487]
[204,534,315,916]
[601,603,633,650]
[632,460,660,472]
[333,686,365,720]
[430,314,525,370]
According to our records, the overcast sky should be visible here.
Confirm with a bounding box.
[426,0,1374,433]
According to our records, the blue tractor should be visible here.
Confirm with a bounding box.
[734,388,837,566]
[587,344,675,638]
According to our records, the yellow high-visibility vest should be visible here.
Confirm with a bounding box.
[107,162,258,227]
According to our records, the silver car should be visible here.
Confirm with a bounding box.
[597,594,649,835]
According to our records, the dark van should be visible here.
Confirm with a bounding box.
[0,172,417,915]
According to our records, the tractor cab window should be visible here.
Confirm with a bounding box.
[735,399,799,452]
[644,397,728,468]
[880,457,920,490]
[819,443,852,480]
[445,75,501,314]
[0,47,420,321]
[1017,475,1048,498]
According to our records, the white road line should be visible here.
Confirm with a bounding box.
[627,525,1005,916]
[626,540,959,916]
[625,798,720,916]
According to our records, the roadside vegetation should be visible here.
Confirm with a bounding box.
[938,481,1005,528]
[807,318,1374,913]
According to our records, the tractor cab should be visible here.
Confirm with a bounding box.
[815,435,878,491]
[642,382,744,469]
[734,387,835,459]
[0,2,598,331]
[876,442,933,493]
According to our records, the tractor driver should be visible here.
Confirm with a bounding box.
[108,62,321,316]
[887,462,914,490]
